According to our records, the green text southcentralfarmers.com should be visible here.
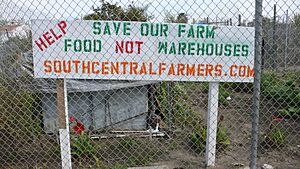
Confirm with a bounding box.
[63,22,250,57]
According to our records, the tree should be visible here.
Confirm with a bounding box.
[293,14,300,27]
[290,14,300,65]
[292,14,300,40]
[164,12,188,23]
[164,12,176,23]
[83,0,152,21]
[176,13,188,23]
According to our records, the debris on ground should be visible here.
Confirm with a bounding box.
[262,164,274,169]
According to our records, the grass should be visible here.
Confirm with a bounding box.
[83,137,165,168]
[264,125,287,148]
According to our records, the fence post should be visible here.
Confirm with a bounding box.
[272,4,277,70]
[284,10,289,71]
[205,82,219,167]
[167,82,173,130]
[57,79,72,169]
[250,0,263,168]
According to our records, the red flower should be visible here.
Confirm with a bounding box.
[70,116,85,134]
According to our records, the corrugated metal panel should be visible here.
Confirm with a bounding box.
[106,87,148,130]
[42,86,149,133]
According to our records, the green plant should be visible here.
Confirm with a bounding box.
[157,82,200,128]
[119,137,139,149]
[278,109,291,118]
[219,86,231,107]
[190,125,230,153]
[202,82,232,106]
[71,132,98,158]
[168,140,179,150]
[190,126,207,151]
[264,126,287,147]
[114,137,160,167]
[261,71,300,118]
[111,163,128,169]
[222,82,254,93]
[127,156,152,166]
[287,107,300,117]
[93,155,106,169]
[0,81,42,142]
[278,107,300,119]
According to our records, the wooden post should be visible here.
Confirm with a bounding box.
[149,84,155,139]
[205,82,219,167]
[167,82,173,130]
[57,79,72,169]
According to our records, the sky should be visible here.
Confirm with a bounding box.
[1,0,300,24]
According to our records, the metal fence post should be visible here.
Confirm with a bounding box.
[284,10,289,71]
[250,0,263,168]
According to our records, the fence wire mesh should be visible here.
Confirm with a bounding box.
[0,0,299,169]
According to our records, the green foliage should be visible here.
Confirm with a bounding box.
[71,132,98,158]
[264,125,287,147]
[164,12,188,23]
[0,35,32,81]
[222,82,253,93]
[293,14,300,40]
[119,137,138,149]
[115,137,159,167]
[261,71,300,118]
[190,125,230,153]
[83,0,152,21]
[157,81,232,129]
[190,126,207,151]
[278,107,300,119]
[168,140,179,150]
[157,82,200,128]
[110,163,128,169]
[0,82,42,143]
[219,85,231,107]
[127,156,152,167]
[0,35,39,158]
[294,14,300,25]
[203,82,232,106]
[222,71,300,118]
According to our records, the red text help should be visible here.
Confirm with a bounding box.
[34,21,67,52]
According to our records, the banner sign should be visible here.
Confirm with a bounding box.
[31,20,255,82]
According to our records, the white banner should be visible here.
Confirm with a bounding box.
[31,20,255,82]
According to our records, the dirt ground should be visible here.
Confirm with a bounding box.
[1,84,299,169]
[145,85,300,169]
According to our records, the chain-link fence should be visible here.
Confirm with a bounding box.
[0,0,299,169]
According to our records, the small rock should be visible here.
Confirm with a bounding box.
[243,167,250,169]
[226,96,232,101]
[297,145,300,148]
[128,166,169,169]
[232,162,244,167]
[262,164,273,169]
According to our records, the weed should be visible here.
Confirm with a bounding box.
[264,126,287,147]
[190,125,230,153]
[200,82,231,106]
[127,156,152,166]
[157,82,200,128]
[261,71,300,118]
[168,140,179,150]
[111,163,128,169]
[71,132,98,158]
[119,137,138,149]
